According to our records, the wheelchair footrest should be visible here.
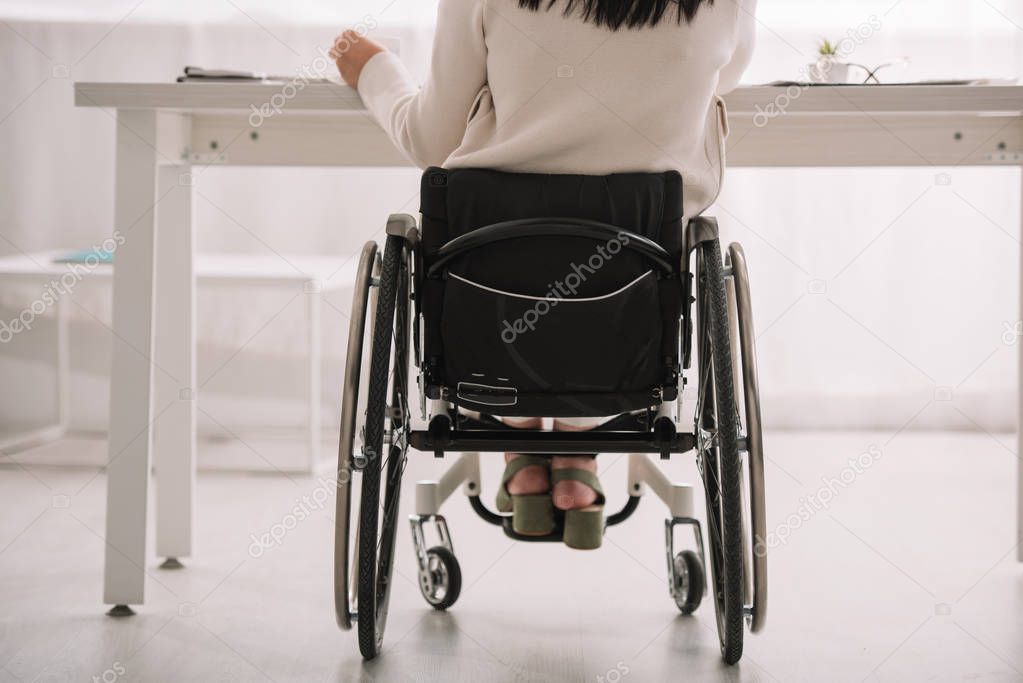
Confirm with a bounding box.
[409,429,696,455]
[470,495,642,541]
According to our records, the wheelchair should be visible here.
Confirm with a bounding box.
[333,168,767,665]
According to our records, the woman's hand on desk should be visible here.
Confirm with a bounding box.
[332,29,386,89]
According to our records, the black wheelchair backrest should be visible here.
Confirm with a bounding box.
[416,167,685,417]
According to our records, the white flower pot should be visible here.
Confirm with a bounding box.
[808,59,851,84]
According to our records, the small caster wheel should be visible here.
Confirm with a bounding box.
[418,546,461,610]
[672,550,704,615]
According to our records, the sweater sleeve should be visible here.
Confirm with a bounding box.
[357,0,488,168]
[717,0,757,95]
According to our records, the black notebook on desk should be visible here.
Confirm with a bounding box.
[176,66,330,84]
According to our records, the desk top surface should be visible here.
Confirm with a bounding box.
[75,82,1023,116]
[0,251,356,285]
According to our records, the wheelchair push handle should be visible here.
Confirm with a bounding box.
[425,217,676,278]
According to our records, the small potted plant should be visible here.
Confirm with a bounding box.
[809,39,851,84]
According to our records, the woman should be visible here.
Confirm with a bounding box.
[335,0,756,549]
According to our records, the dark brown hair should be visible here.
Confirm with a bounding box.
[517,0,714,30]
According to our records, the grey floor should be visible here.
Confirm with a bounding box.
[1,430,1021,683]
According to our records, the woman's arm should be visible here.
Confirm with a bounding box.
[717,0,757,95]
[335,0,488,168]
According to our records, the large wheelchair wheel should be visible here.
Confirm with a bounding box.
[333,234,411,660]
[725,243,768,635]
[358,234,411,659]
[694,238,745,665]
[334,242,379,632]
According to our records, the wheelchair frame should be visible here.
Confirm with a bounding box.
[333,212,767,666]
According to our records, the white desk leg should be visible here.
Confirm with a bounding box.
[307,285,322,473]
[154,160,196,569]
[103,109,160,612]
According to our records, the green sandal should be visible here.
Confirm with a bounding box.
[551,468,606,550]
[495,456,555,536]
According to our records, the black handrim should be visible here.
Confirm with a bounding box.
[357,235,410,659]
[695,240,744,665]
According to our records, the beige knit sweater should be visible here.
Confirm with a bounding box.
[358,0,756,217]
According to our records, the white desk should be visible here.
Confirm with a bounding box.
[74,81,1023,610]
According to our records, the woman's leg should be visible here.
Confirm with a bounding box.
[551,418,601,510]
[502,417,548,494]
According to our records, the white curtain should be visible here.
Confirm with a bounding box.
[0,0,1021,440]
